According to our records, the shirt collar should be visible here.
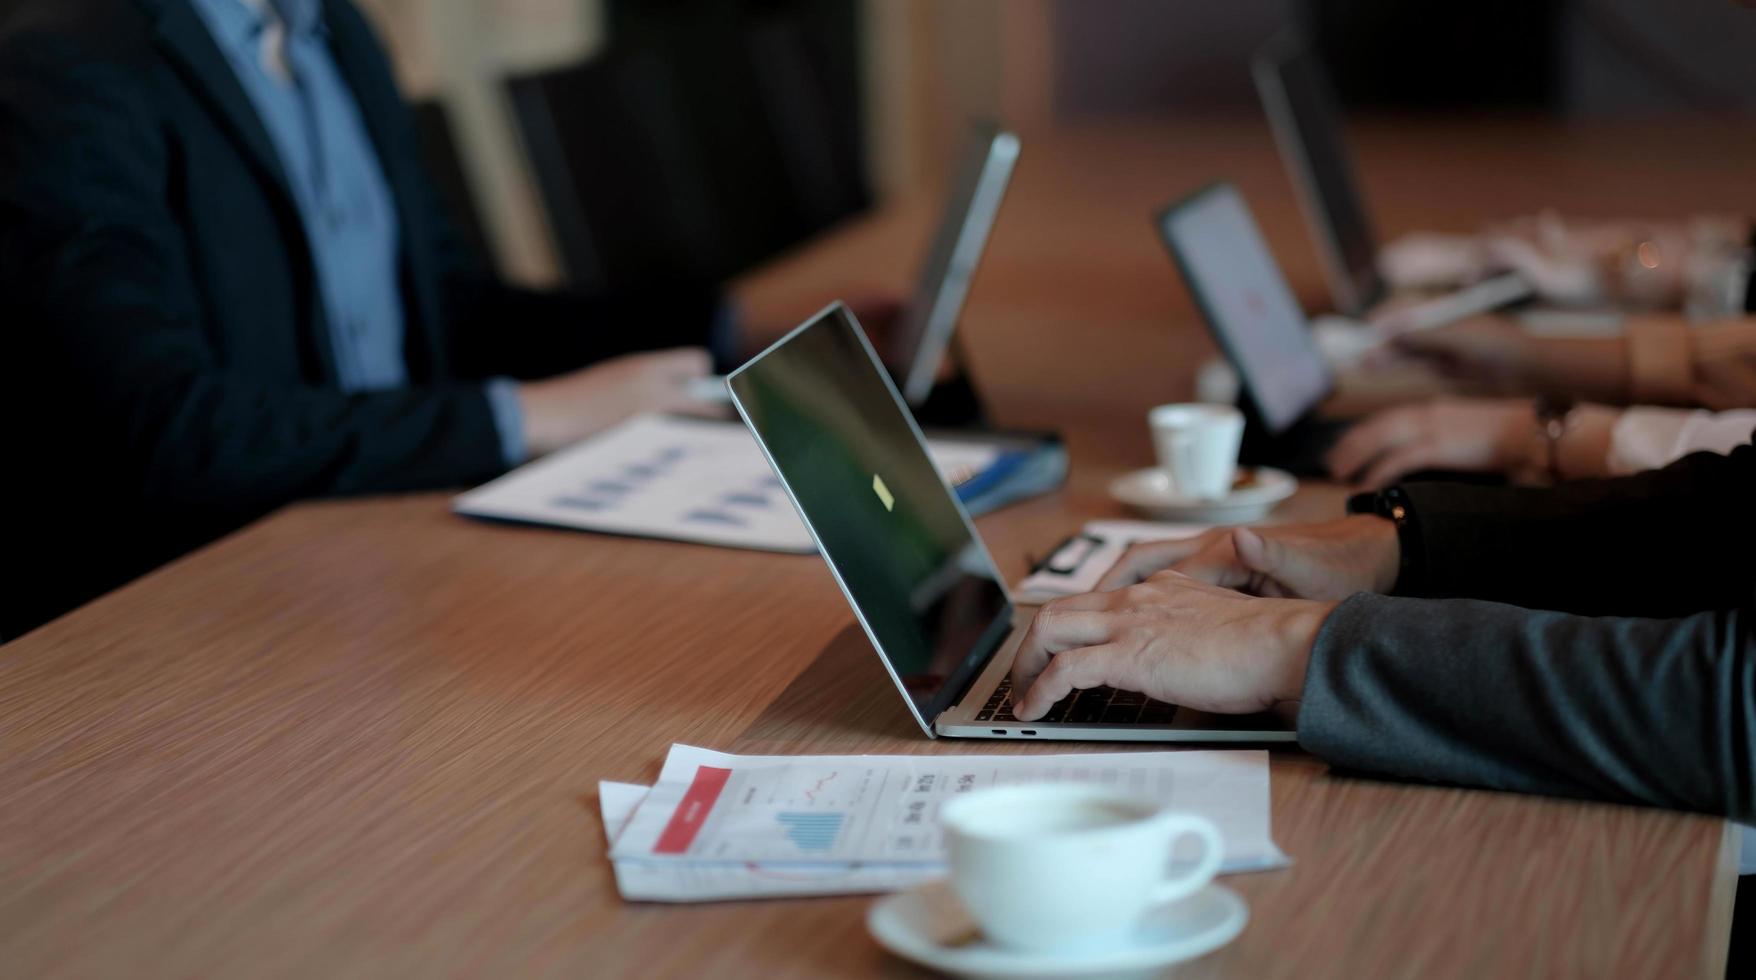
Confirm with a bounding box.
[188,0,325,49]
[233,0,324,39]
[186,0,252,50]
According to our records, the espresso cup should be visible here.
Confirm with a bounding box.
[1149,403,1244,500]
[939,783,1224,954]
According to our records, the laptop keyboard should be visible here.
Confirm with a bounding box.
[974,676,1178,726]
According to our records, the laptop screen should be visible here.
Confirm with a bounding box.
[729,305,1013,734]
[1157,184,1333,436]
[888,122,1020,405]
[1253,35,1383,316]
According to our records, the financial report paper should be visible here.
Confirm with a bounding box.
[599,782,941,901]
[454,414,1000,553]
[600,744,1288,902]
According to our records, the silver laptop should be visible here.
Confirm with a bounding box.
[1157,182,1333,441]
[889,120,1020,405]
[698,122,1017,406]
[1253,34,1530,329]
[728,302,1295,743]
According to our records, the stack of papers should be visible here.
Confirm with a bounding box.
[599,744,1289,903]
[454,414,1002,553]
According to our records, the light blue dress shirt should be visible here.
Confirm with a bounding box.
[190,0,525,465]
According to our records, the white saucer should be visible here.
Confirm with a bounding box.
[867,879,1248,980]
[1109,467,1297,524]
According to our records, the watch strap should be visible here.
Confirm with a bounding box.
[1347,487,1427,596]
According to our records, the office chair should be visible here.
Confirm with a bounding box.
[506,51,726,294]
[410,99,495,269]
[504,8,868,293]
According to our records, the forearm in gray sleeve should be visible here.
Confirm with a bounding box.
[1297,593,1756,822]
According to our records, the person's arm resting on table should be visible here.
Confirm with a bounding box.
[0,40,507,510]
[1395,314,1756,410]
[1389,440,1756,618]
[1322,397,1756,487]
[331,0,726,459]
[0,24,722,502]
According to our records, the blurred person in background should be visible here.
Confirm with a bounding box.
[1382,212,1754,316]
[0,0,874,639]
[1327,399,1756,487]
[1391,307,1756,410]
[1335,214,1756,486]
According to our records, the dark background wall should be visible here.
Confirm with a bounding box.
[1049,0,1756,117]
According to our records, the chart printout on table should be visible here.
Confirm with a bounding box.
[607,745,1287,874]
[454,414,1001,553]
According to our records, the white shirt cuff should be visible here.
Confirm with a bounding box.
[1608,407,1756,475]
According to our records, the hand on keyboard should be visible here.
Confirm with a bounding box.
[974,676,1177,726]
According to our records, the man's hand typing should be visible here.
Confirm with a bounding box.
[1008,573,1334,723]
[1097,516,1400,599]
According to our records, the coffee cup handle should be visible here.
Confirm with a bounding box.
[1147,815,1224,907]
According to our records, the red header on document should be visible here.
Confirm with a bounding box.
[652,765,731,854]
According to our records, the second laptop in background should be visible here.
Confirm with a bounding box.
[699,121,1018,424]
[1253,34,1532,332]
[1156,182,1346,475]
[1155,182,1513,481]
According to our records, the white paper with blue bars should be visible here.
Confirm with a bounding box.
[601,744,1289,902]
[454,414,1001,553]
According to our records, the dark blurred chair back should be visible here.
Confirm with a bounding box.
[410,99,495,270]
[508,52,720,293]
[742,16,869,235]
[505,1,868,293]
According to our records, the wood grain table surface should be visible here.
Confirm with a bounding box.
[3,116,1749,979]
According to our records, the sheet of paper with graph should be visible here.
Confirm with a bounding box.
[453,414,1000,553]
[598,782,939,902]
[600,744,1288,902]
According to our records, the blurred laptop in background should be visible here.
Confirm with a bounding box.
[1253,34,1532,336]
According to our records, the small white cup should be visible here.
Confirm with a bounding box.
[939,783,1224,954]
[1149,403,1244,500]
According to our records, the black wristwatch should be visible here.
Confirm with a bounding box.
[1533,395,1576,482]
[1346,486,1426,596]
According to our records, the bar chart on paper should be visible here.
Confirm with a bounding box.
[453,414,1002,554]
[453,415,820,552]
[776,812,845,853]
[603,746,1290,902]
[611,744,1292,886]
[631,761,895,862]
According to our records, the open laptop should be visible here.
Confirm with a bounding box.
[1155,182,1352,475]
[890,120,1020,408]
[1253,34,1531,331]
[701,123,1018,417]
[728,302,1295,742]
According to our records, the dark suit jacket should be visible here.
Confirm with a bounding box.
[1299,439,1756,821]
[0,0,719,639]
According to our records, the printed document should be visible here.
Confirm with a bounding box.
[454,414,999,553]
[599,782,941,901]
[600,744,1287,902]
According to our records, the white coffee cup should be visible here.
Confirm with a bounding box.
[1149,403,1245,500]
[939,783,1224,954]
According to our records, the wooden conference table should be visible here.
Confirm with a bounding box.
[3,118,1751,979]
